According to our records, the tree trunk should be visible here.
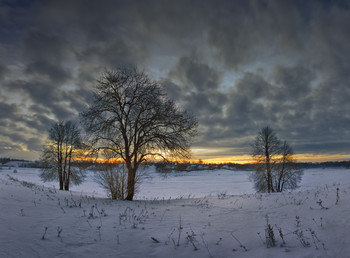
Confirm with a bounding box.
[112,192,117,200]
[58,162,63,190]
[266,162,275,193]
[64,149,72,191]
[58,143,64,190]
[59,176,63,190]
[126,167,136,201]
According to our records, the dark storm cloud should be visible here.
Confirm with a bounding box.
[0,102,18,120]
[164,55,227,133]
[21,30,73,64]
[4,79,75,120]
[0,0,349,159]
[205,1,306,69]
[0,65,9,81]
[165,56,350,154]
[25,61,71,84]
[169,55,222,92]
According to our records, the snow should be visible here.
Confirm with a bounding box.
[1,167,350,257]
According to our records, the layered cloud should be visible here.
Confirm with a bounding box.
[0,0,349,160]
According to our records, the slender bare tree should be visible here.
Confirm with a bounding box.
[251,127,302,193]
[40,121,85,190]
[273,141,303,192]
[251,126,281,193]
[81,68,198,200]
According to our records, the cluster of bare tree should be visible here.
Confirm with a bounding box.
[40,67,198,200]
[40,68,303,199]
[251,126,303,193]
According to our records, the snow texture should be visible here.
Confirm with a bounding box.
[1,167,349,257]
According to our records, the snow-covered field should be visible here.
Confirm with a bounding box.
[1,167,350,257]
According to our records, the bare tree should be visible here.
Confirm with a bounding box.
[94,162,128,200]
[40,121,85,190]
[251,126,281,193]
[81,68,198,200]
[273,141,303,192]
[251,127,302,193]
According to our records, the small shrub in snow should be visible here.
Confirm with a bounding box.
[308,228,322,250]
[165,228,176,246]
[216,237,223,245]
[296,216,301,227]
[265,215,276,247]
[316,199,328,210]
[41,226,48,240]
[217,191,227,199]
[186,229,198,251]
[276,225,286,246]
[96,226,102,241]
[57,226,63,237]
[88,205,96,219]
[60,207,66,214]
[336,187,340,205]
[293,229,310,247]
[265,224,276,247]
[13,169,17,173]
[94,163,129,200]
[177,216,183,246]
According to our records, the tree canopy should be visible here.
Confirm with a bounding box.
[81,68,198,200]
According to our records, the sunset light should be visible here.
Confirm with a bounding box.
[1,1,350,257]
[0,1,349,165]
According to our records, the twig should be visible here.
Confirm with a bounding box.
[57,226,63,237]
[177,216,182,246]
[151,237,160,243]
[230,232,248,251]
[186,228,198,251]
[201,234,213,257]
[336,188,340,205]
[41,227,48,240]
[316,199,328,210]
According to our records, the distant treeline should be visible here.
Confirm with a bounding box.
[153,162,252,172]
[0,157,26,164]
[1,157,349,170]
[153,160,350,172]
[297,161,350,169]
[0,157,41,168]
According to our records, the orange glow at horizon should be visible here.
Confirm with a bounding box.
[75,156,124,163]
[75,152,350,165]
[192,152,350,164]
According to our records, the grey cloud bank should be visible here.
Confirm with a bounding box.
[0,0,349,161]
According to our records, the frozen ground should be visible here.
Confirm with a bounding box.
[0,167,350,257]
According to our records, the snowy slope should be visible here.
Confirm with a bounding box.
[0,167,350,257]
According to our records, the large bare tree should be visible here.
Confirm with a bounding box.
[81,68,198,200]
[40,121,85,190]
[251,126,302,193]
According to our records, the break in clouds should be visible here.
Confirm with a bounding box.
[0,0,350,160]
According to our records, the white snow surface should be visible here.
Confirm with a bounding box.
[1,167,350,257]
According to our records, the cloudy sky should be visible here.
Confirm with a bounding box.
[1,0,350,163]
